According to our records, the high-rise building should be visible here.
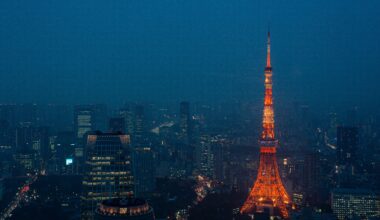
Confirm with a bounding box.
[74,104,107,140]
[74,106,96,140]
[179,102,191,143]
[81,132,134,219]
[241,32,291,219]
[302,151,323,206]
[32,126,50,163]
[95,198,155,220]
[15,124,50,168]
[335,126,359,188]
[196,135,214,178]
[119,108,134,136]
[109,117,126,133]
[53,131,76,175]
[134,105,145,144]
[337,126,358,167]
[211,137,226,182]
[133,147,155,198]
[302,151,321,192]
[15,123,33,152]
[331,188,380,220]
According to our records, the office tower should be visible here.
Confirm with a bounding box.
[179,102,191,143]
[211,138,225,182]
[75,105,96,140]
[93,104,108,132]
[109,117,126,133]
[337,126,358,168]
[302,151,322,205]
[134,105,145,144]
[328,112,338,141]
[74,104,108,140]
[95,198,155,220]
[81,132,134,219]
[54,131,76,175]
[331,188,380,220]
[32,126,50,163]
[241,32,291,219]
[302,151,321,191]
[16,124,50,158]
[133,147,155,197]
[196,135,214,178]
[15,123,33,151]
[119,108,134,135]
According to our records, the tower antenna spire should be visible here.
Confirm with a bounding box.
[241,32,291,219]
[266,30,271,68]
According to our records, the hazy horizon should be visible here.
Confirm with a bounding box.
[0,0,379,110]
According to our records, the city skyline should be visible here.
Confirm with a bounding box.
[0,1,380,220]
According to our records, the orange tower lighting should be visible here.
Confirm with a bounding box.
[240,32,291,218]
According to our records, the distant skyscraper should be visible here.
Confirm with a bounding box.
[119,108,134,136]
[133,147,155,197]
[179,102,191,143]
[81,132,134,220]
[331,188,380,220]
[15,123,33,152]
[134,105,145,144]
[302,151,322,205]
[196,135,214,178]
[75,106,96,140]
[336,126,359,188]
[14,124,49,167]
[53,131,76,175]
[175,102,193,177]
[302,151,321,190]
[211,138,226,182]
[32,126,50,162]
[109,117,125,133]
[337,126,358,167]
[74,104,107,140]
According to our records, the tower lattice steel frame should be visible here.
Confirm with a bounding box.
[240,32,291,219]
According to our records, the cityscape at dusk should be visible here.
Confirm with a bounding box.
[0,1,380,220]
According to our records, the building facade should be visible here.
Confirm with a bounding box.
[81,132,134,219]
[331,188,380,220]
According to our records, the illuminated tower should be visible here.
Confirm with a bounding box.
[241,32,291,218]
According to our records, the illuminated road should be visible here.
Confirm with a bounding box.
[0,175,38,220]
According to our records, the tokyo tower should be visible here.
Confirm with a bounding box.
[240,32,291,218]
